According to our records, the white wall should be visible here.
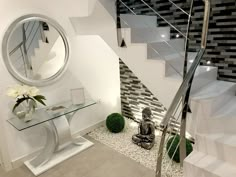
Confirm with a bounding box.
[0,0,120,167]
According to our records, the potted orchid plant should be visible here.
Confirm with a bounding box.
[7,85,46,122]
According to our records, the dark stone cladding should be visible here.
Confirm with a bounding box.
[119,58,180,131]
[118,0,236,82]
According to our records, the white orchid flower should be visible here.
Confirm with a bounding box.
[7,87,19,98]
[20,85,31,95]
[7,85,46,114]
[7,85,24,98]
[28,87,39,97]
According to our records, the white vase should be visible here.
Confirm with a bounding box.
[14,100,36,122]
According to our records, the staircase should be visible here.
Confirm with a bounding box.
[70,1,217,109]
[9,21,60,79]
[31,26,60,78]
[70,0,236,176]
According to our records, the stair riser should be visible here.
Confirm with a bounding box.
[131,27,170,43]
[187,86,235,137]
[147,38,184,59]
[165,57,184,76]
[196,134,236,166]
[191,68,217,94]
[191,87,236,118]
[196,118,236,134]
[184,161,217,177]
[184,151,236,177]
[120,14,157,28]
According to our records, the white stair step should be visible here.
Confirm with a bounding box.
[191,81,236,100]
[130,27,170,43]
[187,81,235,137]
[147,38,185,59]
[164,52,198,76]
[120,14,157,28]
[184,151,236,177]
[213,97,236,119]
[191,66,218,94]
[193,113,236,134]
[44,27,59,44]
[196,133,236,166]
[190,81,236,117]
[192,98,236,134]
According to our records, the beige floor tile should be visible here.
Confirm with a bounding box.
[83,151,152,177]
[0,137,154,177]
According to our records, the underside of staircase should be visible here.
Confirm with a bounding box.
[70,1,236,176]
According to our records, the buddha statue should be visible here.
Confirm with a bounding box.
[132,107,155,150]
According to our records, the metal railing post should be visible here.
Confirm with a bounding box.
[201,0,210,49]
[180,0,194,166]
[22,24,32,78]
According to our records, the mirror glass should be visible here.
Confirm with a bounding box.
[3,15,69,86]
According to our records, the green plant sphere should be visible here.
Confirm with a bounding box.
[166,135,193,163]
[106,113,125,133]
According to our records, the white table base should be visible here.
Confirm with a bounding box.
[24,115,94,176]
[24,136,93,176]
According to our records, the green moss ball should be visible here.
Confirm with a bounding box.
[106,113,125,133]
[166,135,193,163]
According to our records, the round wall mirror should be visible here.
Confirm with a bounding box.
[2,14,70,86]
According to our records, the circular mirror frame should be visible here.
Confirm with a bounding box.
[2,14,70,86]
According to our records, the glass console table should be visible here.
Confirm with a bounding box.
[8,100,96,176]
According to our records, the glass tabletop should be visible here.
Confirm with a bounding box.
[7,100,96,131]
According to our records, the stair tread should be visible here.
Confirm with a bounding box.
[191,81,236,100]
[213,98,236,119]
[147,51,197,61]
[167,65,216,78]
[185,151,236,177]
[197,133,236,147]
[149,38,184,45]
[120,14,157,28]
[120,14,157,17]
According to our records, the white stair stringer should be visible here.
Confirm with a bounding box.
[69,0,218,109]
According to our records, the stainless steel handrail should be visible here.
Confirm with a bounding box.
[161,0,210,127]
[22,23,31,77]
[161,48,205,126]
[156,0,210,176]
[9,41,23,56]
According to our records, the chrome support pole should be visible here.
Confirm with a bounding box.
[201,0,210,49]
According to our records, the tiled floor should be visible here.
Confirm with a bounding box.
[0,136,155,177]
